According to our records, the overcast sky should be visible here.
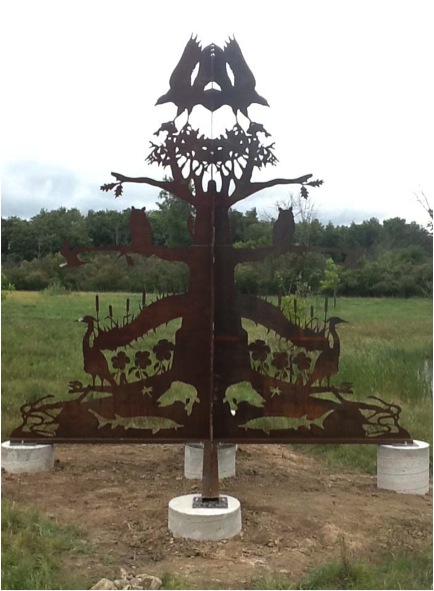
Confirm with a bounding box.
[1,0,433,226]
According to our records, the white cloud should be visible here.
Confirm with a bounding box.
[1,0,433,225]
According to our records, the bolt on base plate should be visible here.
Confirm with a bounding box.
[192,496,228,509]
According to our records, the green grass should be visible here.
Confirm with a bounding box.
[160,542,433,590]
[1,291,176,438]
[253,542,433,590]
[1,501,91,590]
[2,293,432,471]
[161,573,227,589]
[248,296,433,472]
[311,298,432,472]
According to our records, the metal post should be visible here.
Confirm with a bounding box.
[201,440,219,500]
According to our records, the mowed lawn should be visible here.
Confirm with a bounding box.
[1,291,432,471]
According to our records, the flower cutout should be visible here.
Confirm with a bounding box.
[248,340,271,375]
[135,351,151,370]
[271,351,291,381]
[153,339,175,362]
[248,340,271,362]
[271,352,289,370]
[129,350,152,380]
[293,352,311,371]
[153,339,175,373]
[111,351,130,371]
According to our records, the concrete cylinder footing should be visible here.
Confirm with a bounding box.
[377,440,429,494]
[1,441,54,474]
[184,443,236,479]
[168,494,242,540]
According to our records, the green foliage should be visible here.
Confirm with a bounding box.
[235,262,266,294]
[161,573,190,589]
[1,271,15,294]
[1,500,90,590]
[33,208,89,257]
[280,295,311,326]
[276,252,326,296]
[1,207,432,296]
[86,209,130,246]
[320,257,340,296]
[340,248,433,297]
[1,271,15,302]
[153,188,193,248]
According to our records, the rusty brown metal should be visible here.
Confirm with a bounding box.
[201,442,220,500]
[11,37,411,447]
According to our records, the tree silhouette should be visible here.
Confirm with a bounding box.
[12,38,410,447]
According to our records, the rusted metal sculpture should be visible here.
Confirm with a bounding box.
[12,37,411,486]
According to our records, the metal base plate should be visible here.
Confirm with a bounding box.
[192,496,228,509]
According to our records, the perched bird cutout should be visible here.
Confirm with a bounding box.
[156,35,269,120]
[129,206,153,252]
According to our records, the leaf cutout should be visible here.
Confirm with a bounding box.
[100,183,117,192]
[306,179,324,187]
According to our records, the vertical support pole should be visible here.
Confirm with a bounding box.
[202,440,220,499]
[200,187,220,502]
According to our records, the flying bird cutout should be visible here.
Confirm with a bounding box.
[156,35,269,119]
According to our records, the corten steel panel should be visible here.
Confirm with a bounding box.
[11,37,411,445]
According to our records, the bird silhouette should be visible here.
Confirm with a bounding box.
[79,316,116,388]
[156,36,269,120]
[129,206,152,252]
[223,37,269,119]
[306,317,348,387]
[272,207,295,253]
[155,35,202,118]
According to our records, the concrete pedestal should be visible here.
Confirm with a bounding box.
[184,443,236,479]
[1,441,54,473]
[168,494,242,540]
[377,440,429,495]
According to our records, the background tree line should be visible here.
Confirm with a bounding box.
[1,190,432,297]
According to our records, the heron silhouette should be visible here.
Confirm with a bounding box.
[307,317,348,387]
[79,316,116,388]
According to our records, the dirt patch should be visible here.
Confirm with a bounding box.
[2,444,432,589]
